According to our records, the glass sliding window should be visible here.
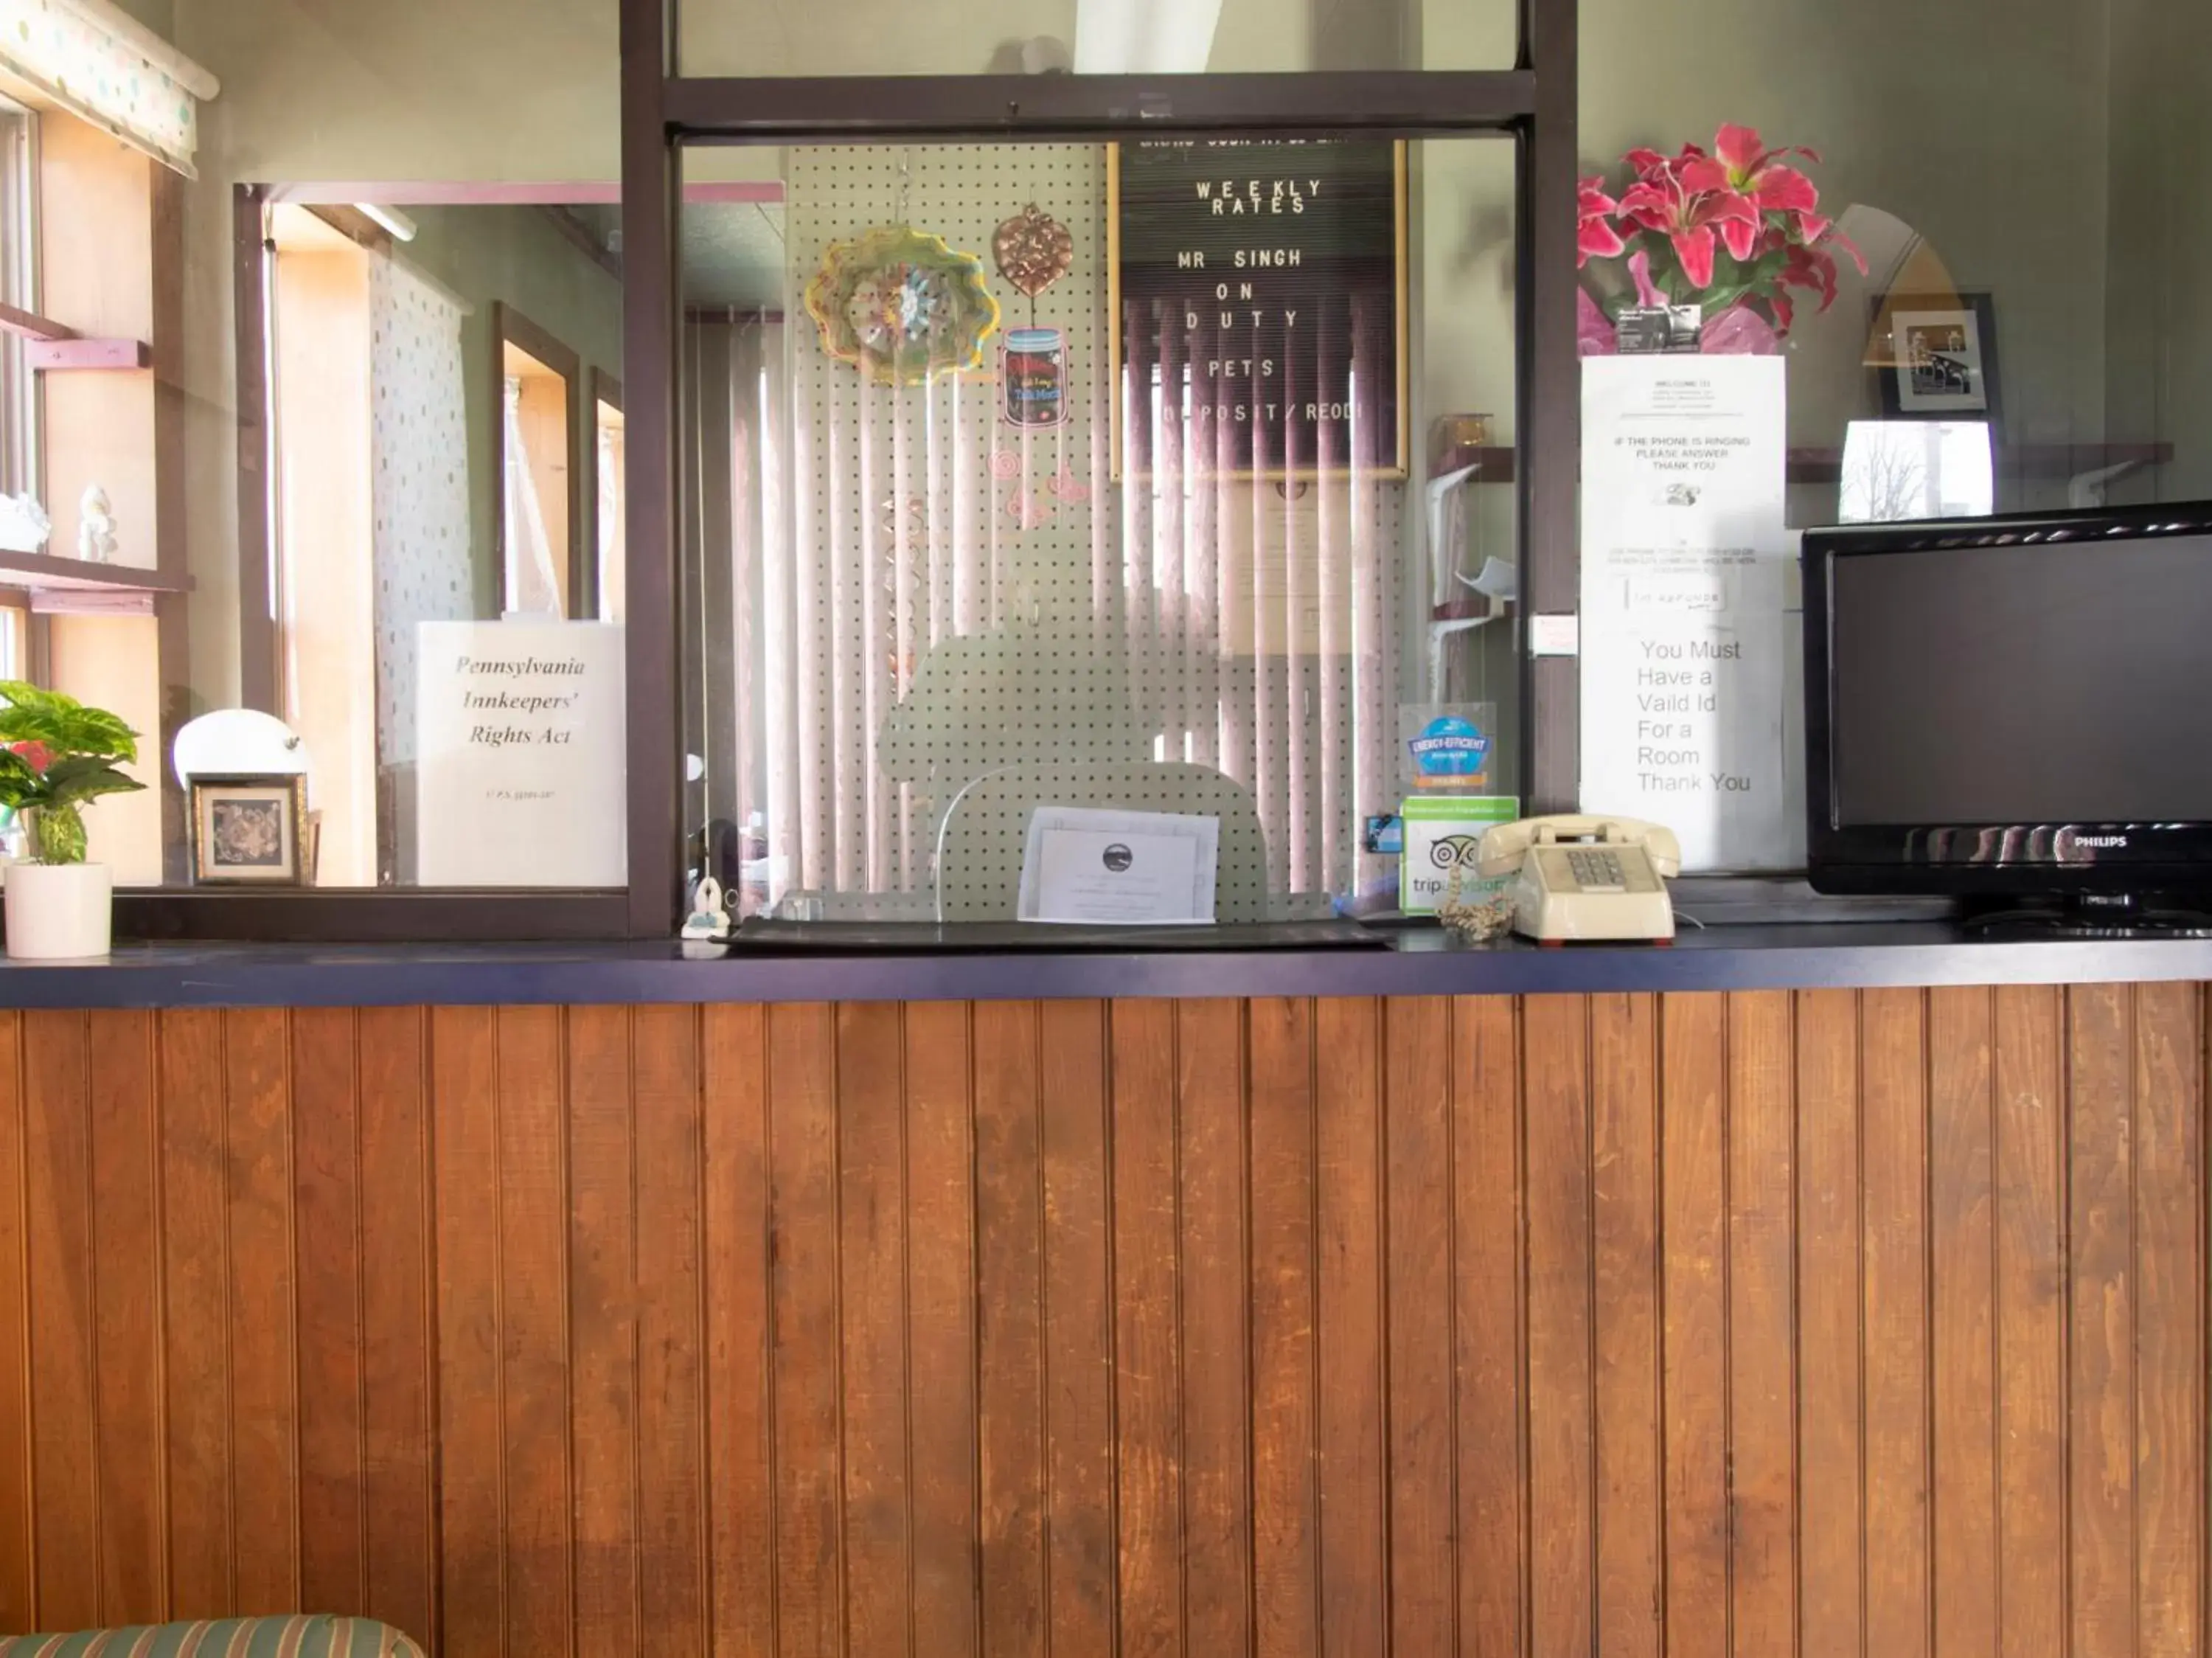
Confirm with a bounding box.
[678,136,1520,924]
[678,0,1518,77]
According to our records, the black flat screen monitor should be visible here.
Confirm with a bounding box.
[1804,502,2212,901]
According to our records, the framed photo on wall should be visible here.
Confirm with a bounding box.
[1877,292,2001,423]
[1108,139,1410,480]
[189,774,309,886]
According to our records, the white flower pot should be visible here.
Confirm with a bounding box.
[4,861,112,959]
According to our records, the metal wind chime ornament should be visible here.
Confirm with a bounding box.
[990,203,1087,528]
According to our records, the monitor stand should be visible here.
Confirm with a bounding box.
[1961,893,2212,942]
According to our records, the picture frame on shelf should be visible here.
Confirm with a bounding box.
[1874,291,2000,423]
[189,773,310,886]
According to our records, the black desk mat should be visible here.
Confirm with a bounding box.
[729,918,1387,954]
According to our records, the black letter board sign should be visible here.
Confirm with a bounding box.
[1108,139,1407,481]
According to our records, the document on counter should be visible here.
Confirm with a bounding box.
[1017,806,1220,926]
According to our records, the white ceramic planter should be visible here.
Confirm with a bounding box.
[4,861,112,959]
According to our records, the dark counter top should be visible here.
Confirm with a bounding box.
[2,922,2208,1008]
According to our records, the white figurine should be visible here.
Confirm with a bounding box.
[678,873,734,956]
[0,493,49,555]
[77,485,116,563]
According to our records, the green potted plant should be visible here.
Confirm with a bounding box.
[0,681,145,959]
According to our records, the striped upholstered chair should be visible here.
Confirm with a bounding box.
[0,1615,425,1655]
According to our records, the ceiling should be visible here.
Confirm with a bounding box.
[565,202,789,311]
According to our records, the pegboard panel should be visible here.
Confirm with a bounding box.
[757,141,1404,918]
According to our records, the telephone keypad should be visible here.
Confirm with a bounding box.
[1565,848,1628,892]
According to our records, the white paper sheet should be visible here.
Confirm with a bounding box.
[1579,357,1790,872]
[1017,805,1220,925]
[415,620,627,886]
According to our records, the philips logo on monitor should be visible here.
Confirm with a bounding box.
[2076,835,2129,849]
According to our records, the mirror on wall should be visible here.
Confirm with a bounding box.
[234,187,789,887]
[245,195,635,885]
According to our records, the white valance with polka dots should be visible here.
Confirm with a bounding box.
[0,0,218,177]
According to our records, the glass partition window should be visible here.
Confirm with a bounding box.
[680,137,1520,923]
[11,0,2198,926]
[0,0,647,903]
[678,0,1518,77]
[247,201,627,887]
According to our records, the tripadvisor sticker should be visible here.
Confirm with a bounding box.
[1399,703,1495,793]
[1399,796,1520,916]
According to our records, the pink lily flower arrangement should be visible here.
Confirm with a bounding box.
[1578,124,1866,353]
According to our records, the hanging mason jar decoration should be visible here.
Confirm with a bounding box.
[998,327,1067,429]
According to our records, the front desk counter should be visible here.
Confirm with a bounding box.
[3,918,2210,1005]
[1,922,2205,1658]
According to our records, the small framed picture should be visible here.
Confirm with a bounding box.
[190,774,308,886]
[1878,292,2000,421]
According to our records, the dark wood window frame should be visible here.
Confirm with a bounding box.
[122,0,1578,942]
[584,367,623,622]
[490,299,591,620]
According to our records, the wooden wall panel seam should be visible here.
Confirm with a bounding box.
[965,1002,981,1658]
[4,1013,35,1631]
[691,1007,715,1658]
[84,1014,105,1627]
[220,1013,235,1620]
[1514,996,1533,1658]
[2201,983,2211,1658]
[1853,988,1868,1658]
[1447,998,1466,1658]
[631,1008,650,1655]
[1035,1002,1051,1658]
[1722,994,1737,1658]
[147,1010,175,1625]
[286,1011,305,1618]
[2058,988,2074,1658]
[353,1010,373,1617]
[836,1006,850,1658]
[1580,996,1599,1658]
[490,1010,509,1651]
[419,1009,441,1653]
[1173,1003,1189,1654]
[1306,999,1324,1658]
[1983,986,2002,1658]
[1785,991,1801,1658]
[2125,987,2142,1658]
[900,1004,917,1658]
[1104,1001,1127,1658]
[1919,990,1935,1658]
[769,1007,787,1655]
[566,1010,581,1658]
[1648,996,1668,1658]
[16,1010,32,1634]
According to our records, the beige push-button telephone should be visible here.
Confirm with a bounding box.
[1477,815,1681,943]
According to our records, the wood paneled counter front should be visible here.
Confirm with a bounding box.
[0,934,2202,1654]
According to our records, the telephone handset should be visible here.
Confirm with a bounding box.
[1478,815,1680,943]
